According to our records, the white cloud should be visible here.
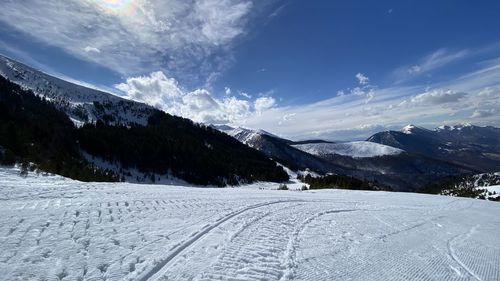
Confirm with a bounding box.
[478,86,500,98]
[394,48,469,82]
[116,71,274,124]
[254,96,276,113]
[182,89,219,112]
[337,75,376,105]
[240,92,252,99]
[195,0,252,45]
[269,4,287,18]
[356,73,370,85]
[282,113,296,122]
[278,113,296,125]
[407,65,421,74]
[365,91,374,104]
[408,89,467,106]
[0,0,257,83]
[471,109,496,118]
[115,71,183,109]
[222,96,251,120]
[84,46,100,54]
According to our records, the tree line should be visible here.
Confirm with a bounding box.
[0,76,288,185]
[301,174,387,191]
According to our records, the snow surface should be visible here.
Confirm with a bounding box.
[293,141,404,158]
[485,185,500,198]
[1,167,499,281]
[486,185,500,193]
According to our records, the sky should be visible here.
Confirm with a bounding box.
[0,0,499,140]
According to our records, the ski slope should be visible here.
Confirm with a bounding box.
[0,168,499,281]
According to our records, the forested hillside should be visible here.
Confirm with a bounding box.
[0,76,288,185]
[0,75,117,181]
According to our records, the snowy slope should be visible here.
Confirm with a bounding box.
[0,54,155,125]
[214,125,280,145]
[1,167,499,281]
[438,172,500,200]
[213,125,344,174]
[486,185,500,196]
[293,141,404,158]
[368,124,500,172]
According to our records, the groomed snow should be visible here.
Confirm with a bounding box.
[0,168,499,281]
[293,141,404,158]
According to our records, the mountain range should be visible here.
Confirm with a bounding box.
[1,54,498,191]
[368,124,500,172]
[216,125,484,191]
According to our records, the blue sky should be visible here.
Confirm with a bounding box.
[1,0,499,140]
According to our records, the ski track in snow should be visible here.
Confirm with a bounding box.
[0,168,499,281]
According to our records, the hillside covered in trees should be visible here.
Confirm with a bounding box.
[0,76,288,185]
[301,174,389,191]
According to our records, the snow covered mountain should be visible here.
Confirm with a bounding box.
[0,54,155,126]
[214,125,286,145]
[368,124,500,172]
[214,125,345,174]
[215,126,471,191]
[293,141,404,158]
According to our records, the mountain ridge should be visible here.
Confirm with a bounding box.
[0,54,156,126]
[215,125,475,191]
[367,124,500,172]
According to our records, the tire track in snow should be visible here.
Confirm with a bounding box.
[377,215,446,241]
[136,199,305,281]
[447,225,482,281]
[195,202,309,281]
[280,208,358,281]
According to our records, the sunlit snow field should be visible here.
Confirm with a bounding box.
[0,168,499,281]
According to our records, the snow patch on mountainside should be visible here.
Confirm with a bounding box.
[485,185,500,198]
[400,124,435,135]
[81,152,190,186]
[438,172,500,200]
[214,125,278,145]
[435,123,473,132]
[0,54,155,125]
[401,124,417,134]
[293,141,404,158]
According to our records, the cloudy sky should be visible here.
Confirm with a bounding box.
[1,0,499,140]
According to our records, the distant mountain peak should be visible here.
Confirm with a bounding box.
[214,125,279,143]
[400,124,430,135]
[435,123,473,132]
[401,124,417,134]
